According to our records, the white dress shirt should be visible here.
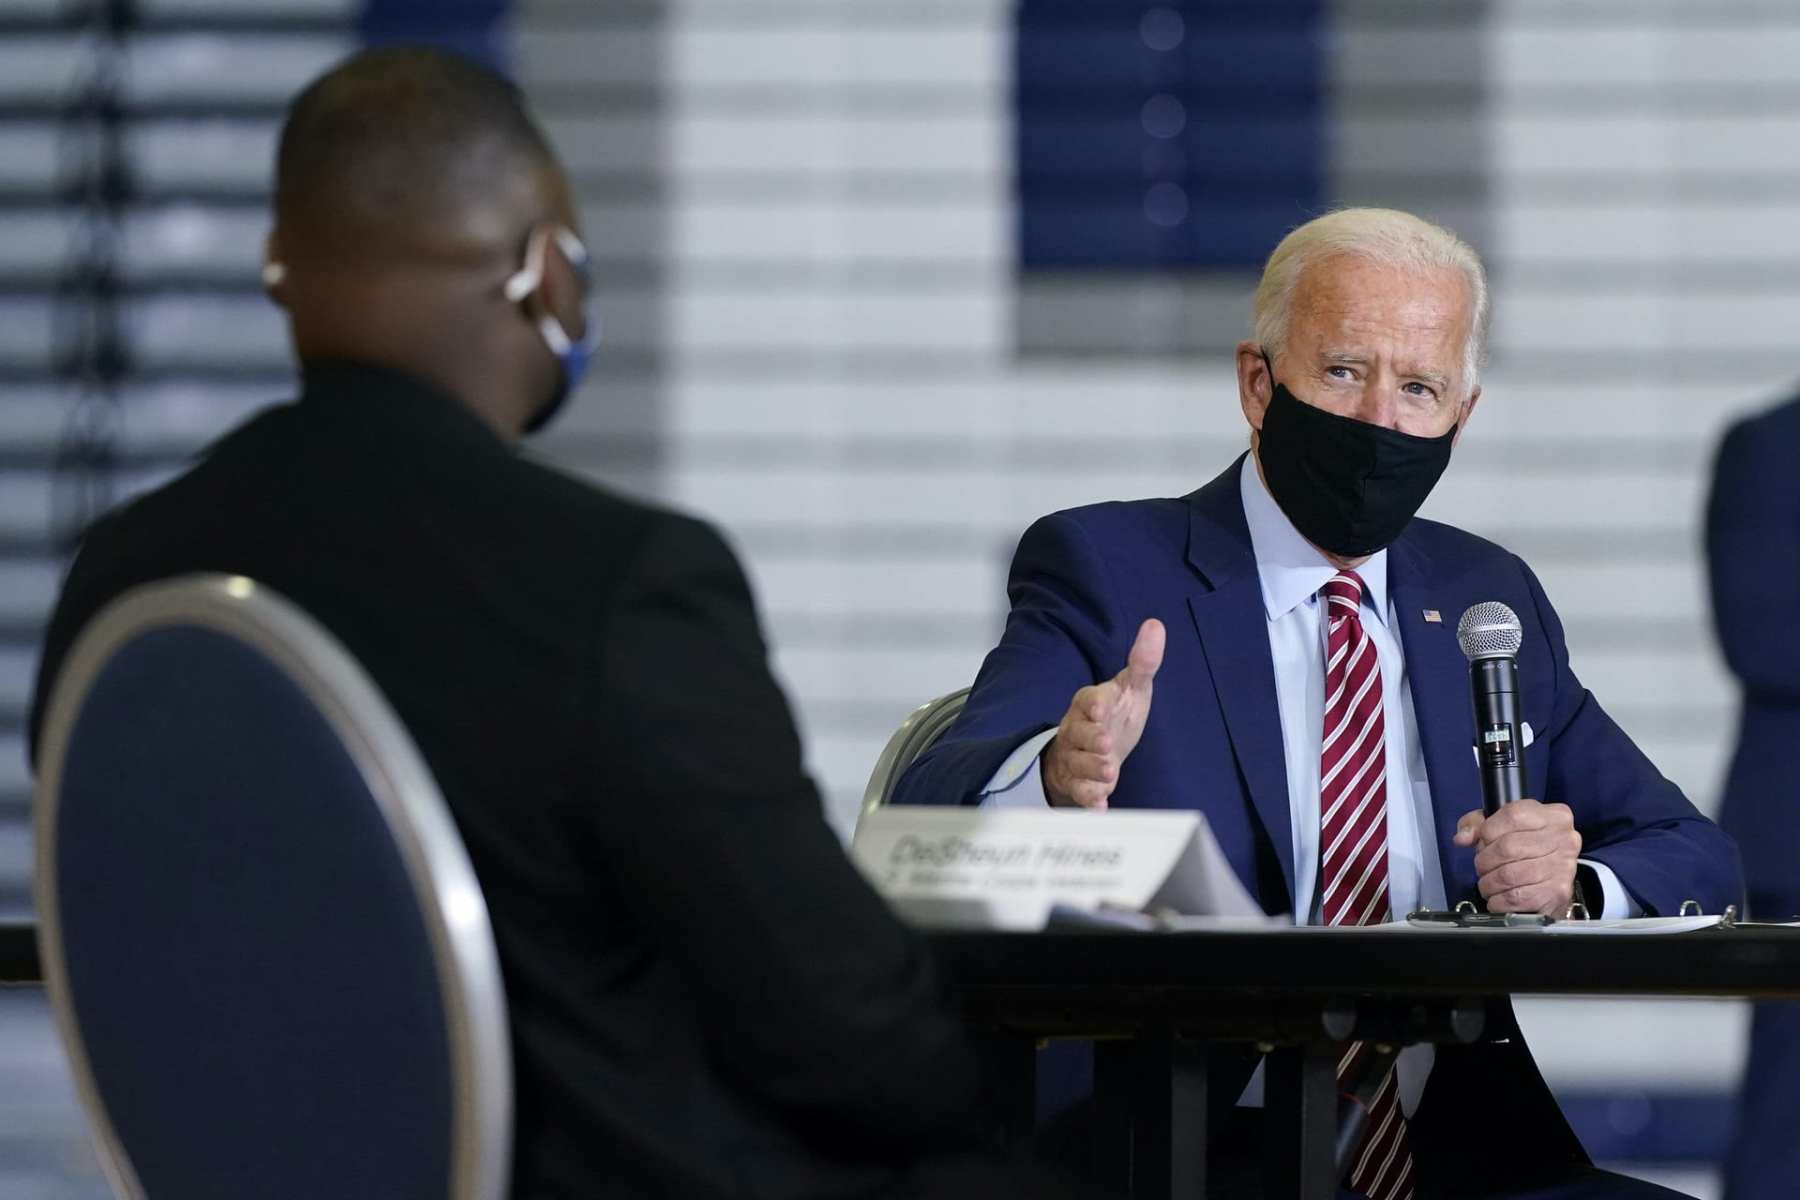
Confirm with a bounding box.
[979,457,1637,1112]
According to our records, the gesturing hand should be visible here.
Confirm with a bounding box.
[1040,619,1165,810]
[1454,799,1582,916]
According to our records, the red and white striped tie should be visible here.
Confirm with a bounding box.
[1318,571,1414,1200]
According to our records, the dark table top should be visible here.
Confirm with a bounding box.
[930,924,1800,1000]
[11,920,1800,1000]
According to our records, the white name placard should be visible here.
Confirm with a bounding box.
[850,807,1267,930]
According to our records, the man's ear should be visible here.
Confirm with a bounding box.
[1453,384,1481,448]
[1235,341,1274,433]
[261,230,288,308]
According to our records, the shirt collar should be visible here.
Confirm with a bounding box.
[1238,454,1389,626]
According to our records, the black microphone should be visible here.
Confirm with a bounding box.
[1456,602,1525,817]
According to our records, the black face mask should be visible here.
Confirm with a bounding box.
[1256,376,1457,558]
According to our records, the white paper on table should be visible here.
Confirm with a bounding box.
[1384,914,1727,934]
[1539,914,1723,935]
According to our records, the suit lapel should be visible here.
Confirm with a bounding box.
[1387,534,1481,903]
[1183,459,1296,910]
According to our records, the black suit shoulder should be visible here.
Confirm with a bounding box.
[27,394,716,764]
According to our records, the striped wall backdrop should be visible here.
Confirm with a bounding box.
[3,1,1797,1195]
[523,0,1796,849]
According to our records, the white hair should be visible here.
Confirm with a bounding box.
[1251,207,1490,389]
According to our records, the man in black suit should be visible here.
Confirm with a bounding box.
[28,48,1064,1200]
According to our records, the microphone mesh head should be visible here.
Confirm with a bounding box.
[1456,602,1523,660]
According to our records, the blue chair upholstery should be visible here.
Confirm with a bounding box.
[33,574,510,1200]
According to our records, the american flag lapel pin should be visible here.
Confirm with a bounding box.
[1423,609,1442,623]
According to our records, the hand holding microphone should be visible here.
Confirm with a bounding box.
[1452,602,1582,916]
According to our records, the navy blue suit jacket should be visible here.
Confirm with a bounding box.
[896,456,1742,922]
[1708,396,1800,919]
[1707,402,1800,1199]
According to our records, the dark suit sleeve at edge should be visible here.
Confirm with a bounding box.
[1520,556,1745,917]
[586,514,984,1155]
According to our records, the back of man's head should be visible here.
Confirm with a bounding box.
[275,46,555,261]
[266,46,583,437]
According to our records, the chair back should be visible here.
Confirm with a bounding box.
[34,574,511,1200]
[859,687,970,826]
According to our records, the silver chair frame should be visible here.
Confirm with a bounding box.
[858,687,970,828]
[34,574,513,1200]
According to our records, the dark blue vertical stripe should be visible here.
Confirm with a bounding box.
[1016,0,1327,269]
[358,0,511,74]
